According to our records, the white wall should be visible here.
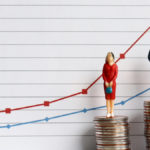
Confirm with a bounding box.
[0,0,150,149]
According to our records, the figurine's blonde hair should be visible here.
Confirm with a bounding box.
[105,52,115,63]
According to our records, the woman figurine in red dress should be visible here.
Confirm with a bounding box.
[102,52,118,118]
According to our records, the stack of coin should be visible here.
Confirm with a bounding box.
[94,116,131,150]
[144,101,150,149]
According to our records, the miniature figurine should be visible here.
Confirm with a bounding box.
[148,50,150,61]
[102,52,118,118]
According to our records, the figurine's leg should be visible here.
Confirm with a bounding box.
[106,99,110,113]
[110,100,115,117]
[106,100,111,117]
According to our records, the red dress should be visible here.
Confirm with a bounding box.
[102,62,118,100]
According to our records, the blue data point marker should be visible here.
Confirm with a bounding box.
[82,108,87,113]
[120,101,126,105]
[45,117,49,122]
[7,124,11,129]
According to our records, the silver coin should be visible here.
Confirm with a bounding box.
[94,116,128,121]
[96,145,130,149]
[144,101,150,104]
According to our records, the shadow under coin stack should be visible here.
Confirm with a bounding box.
[94,116,131,150]
[144,101,150,149]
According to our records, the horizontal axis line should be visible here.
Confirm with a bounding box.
[0,83,148,85]
[0,44,149,46]
[0,31,147,32]
[0,121,144,124]
[0,18,150,20]
[0,70,148,72]
[0,57,145,59]
[0,95,148,98]
[0,5,150,7]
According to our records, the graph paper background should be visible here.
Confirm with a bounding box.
[0,0,150,149]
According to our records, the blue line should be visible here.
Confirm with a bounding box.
[0,88,150,129]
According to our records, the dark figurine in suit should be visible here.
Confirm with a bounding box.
[148,50,150,61]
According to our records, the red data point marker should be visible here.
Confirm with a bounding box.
[120,53,125,59]
[82,89,88,94]
[44,101,50,106]
[5,108,11,114]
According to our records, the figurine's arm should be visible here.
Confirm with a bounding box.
[102,64,108,82]
[111,64,118,82]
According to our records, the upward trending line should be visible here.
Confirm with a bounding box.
[0,26,150,115]
[1,87,150,129]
